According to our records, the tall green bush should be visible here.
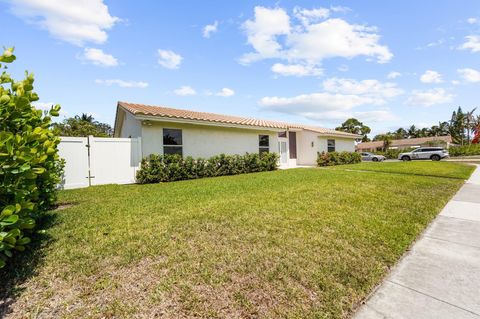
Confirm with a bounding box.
[136,152,279,184]
[317,151,361,166]
[449,144,480,157]
[0,48,62,268]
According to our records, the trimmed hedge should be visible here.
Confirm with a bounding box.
[136,152,279,184]
[317,151,361,167]
[449,144,480,157]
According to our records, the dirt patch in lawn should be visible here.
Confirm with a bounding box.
[2,256,322,318]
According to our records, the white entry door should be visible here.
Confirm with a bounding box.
[278,139,288,165]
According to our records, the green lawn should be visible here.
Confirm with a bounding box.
[329,161,474,180]
[0,163,474,318]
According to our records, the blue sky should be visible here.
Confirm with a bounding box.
[2,0,480,135]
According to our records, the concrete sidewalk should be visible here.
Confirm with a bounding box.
[355,165,480,319]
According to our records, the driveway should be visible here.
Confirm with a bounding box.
[355,165,480,319]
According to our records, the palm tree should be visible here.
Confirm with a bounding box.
[381,135,392,151]
[438,121,450,136]
[465,108,477,144]
[394,128,408,139]
[77,113,95,123]
[407,125,418,138]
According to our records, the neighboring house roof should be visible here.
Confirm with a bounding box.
[116,101,361,138]
[356,136,452,150]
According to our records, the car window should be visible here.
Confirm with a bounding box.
[413,149,422,153]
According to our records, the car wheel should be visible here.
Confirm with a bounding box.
[372,157,379,162]
[431,154,441,161]
[401,156,411,161]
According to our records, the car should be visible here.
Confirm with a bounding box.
[360,152,386,162]
[398,147,449,161]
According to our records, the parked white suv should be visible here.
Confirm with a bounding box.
[398,147,449,161]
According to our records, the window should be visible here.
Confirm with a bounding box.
[259,135,269,154]
[278,131,287,138]
[163,128,183,156]
[327,139,335,152]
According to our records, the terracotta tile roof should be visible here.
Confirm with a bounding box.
[117,101,360,138]
[356,136,452,150]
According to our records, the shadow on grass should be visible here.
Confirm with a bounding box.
[0,211,59,317]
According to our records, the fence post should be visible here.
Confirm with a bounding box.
[86,135,95,186]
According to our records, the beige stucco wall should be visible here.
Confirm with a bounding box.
[296,130,319,165]
[119,112,355,164]
[296,130,356,165]
[119,111,142,138]
[318,137,356,153]
[141,121,280,158]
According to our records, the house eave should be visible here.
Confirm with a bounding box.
[134,114,286,132]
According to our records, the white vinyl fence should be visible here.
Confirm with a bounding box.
[58,136,142,189]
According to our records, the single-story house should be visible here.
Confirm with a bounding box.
[356,136,453,152]
[114,101,360,167]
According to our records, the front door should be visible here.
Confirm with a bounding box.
[278,139,288,165]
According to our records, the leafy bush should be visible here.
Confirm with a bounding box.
[0,48,63,268]
[317,151,361,166]
[136,152,279,184]
[449,144,480,157]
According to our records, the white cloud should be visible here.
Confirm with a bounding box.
[203,21,218,38]
[95,79,148,88]
[81,48,118,67]
[9,0,119,46]
[174,86,197,96]
[157,49,183,69]
[420,70,443,83]
[293,6,330,26]
[458,68,480,82]
[459,35,480,52]
[387,71,401,79]
[258,76,402,122]
[271,63,323,77]
[467,18,478,24]
[259,92,395,122]
[406,88,453,107]
[216,88,235,97]
[241,7,291,63]
[260,93,379,111]
[240,6,392,70]
[322,78,404,98]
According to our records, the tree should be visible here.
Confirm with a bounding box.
[53,113,113,137]
[0,48,63,268]
[465,107,477,144]
[449,107,466,145]
[393,128,408,139]
[336,118,371,142]
[407,125,419,138]
[381,134,392,151]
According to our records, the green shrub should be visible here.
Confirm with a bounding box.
[136,152,279,184]
[449,144,480,157]
[0,48,62,268]
[317,151,361,166]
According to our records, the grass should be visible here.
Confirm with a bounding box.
[329,161,474,180]
[0,163,474,318]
